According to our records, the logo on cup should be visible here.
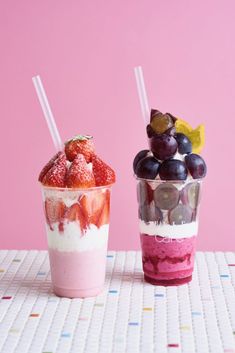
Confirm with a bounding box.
[154,236,184,243]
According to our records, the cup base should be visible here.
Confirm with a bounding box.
[144,274,192,286]
[53,285,104,298]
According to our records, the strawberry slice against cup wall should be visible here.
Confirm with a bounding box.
[133,110,207,286]
[39,135,115,298]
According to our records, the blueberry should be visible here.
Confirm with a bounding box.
[159,159,188,180]
[185,153,207,179]
[135,156,160,180]
[176,133,192,154]
[133,150,149,173]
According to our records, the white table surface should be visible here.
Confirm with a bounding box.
[0,250,235,353]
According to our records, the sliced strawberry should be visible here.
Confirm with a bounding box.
[92,155,116,186]
[45,198,67,230]
[97,190,110,228]
[66,154,95,188]
[38,151,62,182]
[42,152,67,187]
[65,135,95,162]
[79,190,107,227]
[64,203,88,233]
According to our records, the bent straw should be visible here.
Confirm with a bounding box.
[134,66,150,126]
[32,75,63,152]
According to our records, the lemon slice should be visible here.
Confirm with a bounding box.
[175,118,193,137]
[189,125,205,154]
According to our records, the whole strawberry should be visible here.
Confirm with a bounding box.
[65,135,95,162]
[41,152,67,188]
[38,151,62,182]
[92,155,116,186]
[66,154,96,188]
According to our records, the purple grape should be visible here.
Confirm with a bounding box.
[181,182,201,209]
[139,201,163,224]
[185,153,207,179]
[165,126,176,136]
[159,160,188,180]
[133,150,149,173]
[135,156,160,180]
[137,180,153,206]
[146,124,156,138]
[150,134,178,160]
[168,204,193,225]
[154,183,180,210]
[176,133,192,154]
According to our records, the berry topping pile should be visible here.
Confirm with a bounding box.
[39,135,116,188]
[133,109,207,181]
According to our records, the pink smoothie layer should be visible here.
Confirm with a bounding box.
[140,234,196,286]
[48,247,107,298]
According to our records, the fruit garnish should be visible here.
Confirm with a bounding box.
[168,204,193,225]
[150,113,174,134]
[175,119,205,154]
[38,151,62,182]
[175,118,192,136]
[133,150,150,174]
[64,203,88,233]
[188,125,205,154]
[175,133,192,154]
[79,189,109,227]
[181,182,201,209]
[135,156,160,180]
[139,201,163,224]
[185,153,207,179]
[92,155,116,186]
[137,181,153,206]
[154,183,180,210]
[45,198,67,230]
[65,135,95,162]
[150,134,178,160]
[42,152,67,187]
[66,154,95,188]
[159,160,188,181]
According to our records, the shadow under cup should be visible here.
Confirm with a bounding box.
[41,185,112,298]
[136,178,202,286]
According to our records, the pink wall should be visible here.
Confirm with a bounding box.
[1,0,235,251]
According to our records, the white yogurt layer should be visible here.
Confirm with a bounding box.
[46,222,109,252]
[139,220,198,239]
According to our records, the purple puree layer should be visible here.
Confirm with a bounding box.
[140,234,196,286]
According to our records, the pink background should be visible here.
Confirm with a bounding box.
[1,0,234,250]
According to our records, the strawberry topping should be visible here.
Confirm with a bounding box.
[42,152,67,187]
[92,155,116,186]
[38,151,62,182]
[79,189,108,227]
[65,135,95,162]
[66,154,95,188]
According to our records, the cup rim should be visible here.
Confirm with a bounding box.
[134,175,203,184]
[40,182,114,192]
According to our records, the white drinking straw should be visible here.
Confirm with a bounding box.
[32,75,63,152]
[134,66,150,126]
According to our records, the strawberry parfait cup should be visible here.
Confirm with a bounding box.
[39,135,115,298]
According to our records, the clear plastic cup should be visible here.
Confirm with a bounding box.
[136,177,202,286]
[41,185,112,298]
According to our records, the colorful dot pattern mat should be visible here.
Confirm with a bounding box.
[0,250,235,353]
